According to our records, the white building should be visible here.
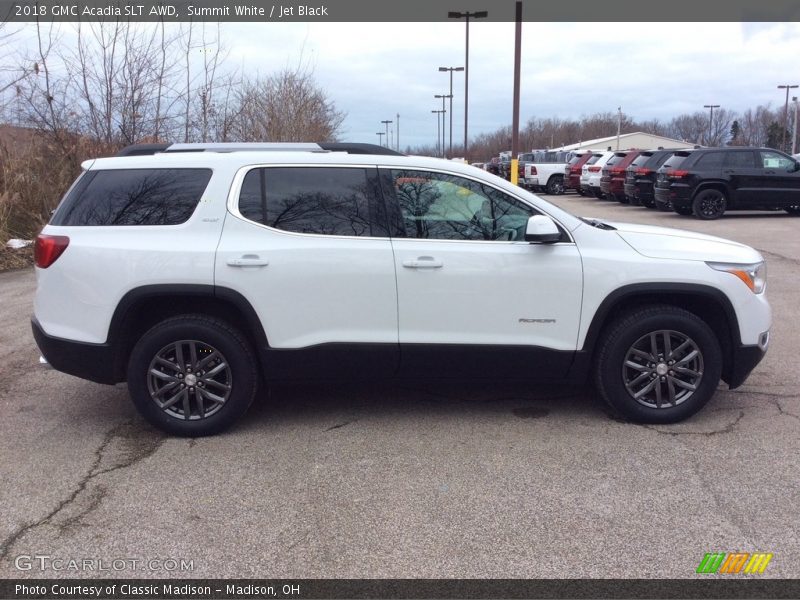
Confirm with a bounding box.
[556,132,698,153]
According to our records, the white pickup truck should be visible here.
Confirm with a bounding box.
[519,150,575,195]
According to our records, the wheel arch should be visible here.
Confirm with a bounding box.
[578,283,740,385]
[107,285,268,382]
[692,180,731,200]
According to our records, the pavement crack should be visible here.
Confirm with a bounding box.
[639,410,745,437]
[325,420,356,431]
[0,421,164,560]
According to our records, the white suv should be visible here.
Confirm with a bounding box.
[580,150,615,198]
[33,142,771,436]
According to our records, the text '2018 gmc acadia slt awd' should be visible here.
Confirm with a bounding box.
[33,143,771,435]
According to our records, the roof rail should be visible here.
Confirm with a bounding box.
[115,142,404,157]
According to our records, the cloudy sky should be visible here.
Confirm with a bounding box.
[8,20,800,149]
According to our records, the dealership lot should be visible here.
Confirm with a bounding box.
[1,195,798,579]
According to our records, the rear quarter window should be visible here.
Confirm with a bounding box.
[51,168,212,226]
[692,152,725,170]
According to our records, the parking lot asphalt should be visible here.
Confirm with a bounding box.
[1,194,798,579]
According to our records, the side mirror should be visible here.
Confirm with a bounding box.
[791,161,800,173]
[525,215,562,243]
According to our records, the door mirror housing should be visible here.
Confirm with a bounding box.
[525,215,562,243]
[790,161,800,173]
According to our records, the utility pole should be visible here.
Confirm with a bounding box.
[439,66,464,158]
[435,94,451,159]
[376,132,384,146]
[703,104,720,146]
[432,110,444,157]
[396,113,400,152]
[381,119,392,148]
[778,85,798,152]
[616,107,622,150]
[793,97,798,155]
[511,1,522,184]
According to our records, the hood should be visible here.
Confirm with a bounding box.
[607,221,763,263]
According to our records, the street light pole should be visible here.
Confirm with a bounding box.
[703,104,720,146]
[381,119,392,148]
[396,113,400,152]
[439,66,464,158]
[435,94,451,159]
[616,106,622,150]
[793,97,798,155]
[448,9,487,162]
[432,110,444,157]
[376,132,384,146]
[778,85,799,151]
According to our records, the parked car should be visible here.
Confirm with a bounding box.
[33,142,770,435]
[486,157,501,177]
[624,149,687,208]
[653,151,693,211]
[519,150,573,194]
[564,152,595,195]
[580,151,615,198]
[654,147,800,219]
[600,150,641,203]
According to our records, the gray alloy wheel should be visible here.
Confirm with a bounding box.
[692,189,727,220]
[622,330,704,409]
[546,176,565,195]
[147,340,232,420]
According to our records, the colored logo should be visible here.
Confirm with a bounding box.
[696,552,773,574]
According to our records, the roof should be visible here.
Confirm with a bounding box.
[556,132,697,152]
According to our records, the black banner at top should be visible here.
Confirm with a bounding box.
[1,0,800,22]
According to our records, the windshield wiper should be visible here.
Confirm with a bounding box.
[580,217,616,231]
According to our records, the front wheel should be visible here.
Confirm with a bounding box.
[546,176,565,195]
[594,306,722,424]
[693,189,727,220]
[127,315,258,436]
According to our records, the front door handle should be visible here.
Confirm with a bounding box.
[402,256,443,269]
[227,255,269,267]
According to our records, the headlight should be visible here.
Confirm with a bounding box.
[707,261,766,294]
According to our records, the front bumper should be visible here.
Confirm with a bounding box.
[726,342,767,389]
[32,318,119,384]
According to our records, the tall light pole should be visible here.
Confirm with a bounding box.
[376,132,384,146]
[432,110,444,157]
[396,113,400,152]
[381,119,392,148]
[448,9,488,162]
[778,85,798,152]
[616,106,622,150]
[703,104,720,146]
[435,94,451,158]
[439,66,464,158]
[793,97,798,155]
[511,1,522,184]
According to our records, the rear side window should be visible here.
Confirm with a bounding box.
[238,167,374,237]
[52,169,211,226]
[724,151,756,168]
[693,152,725,169]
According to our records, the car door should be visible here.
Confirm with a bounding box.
[215,164,399,378]
[380,167,583,379]
[756,150,800,206]
[722,150,759,205]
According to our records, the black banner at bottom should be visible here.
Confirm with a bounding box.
[3,579,800,599]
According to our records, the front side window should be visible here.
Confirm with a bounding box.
[759,151,795,170]
[386,169,535,241]
[52,168,212,226]
[238,167,374,236]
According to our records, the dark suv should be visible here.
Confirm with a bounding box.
[624,149,686,208]
[654,147,800,219]
[564,152,593,194]
[600,151,641,202]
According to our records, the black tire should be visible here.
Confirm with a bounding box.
[127,315,258,436]
[628,195,641,206]
[593,189,605,199]
[785,205,800,215]
[577,188,586,196]
[616,194,629,204]
[546,176,565,195]
[692,189,727,220]
[674,205,693,216]
[640,197,656,209]
[594,305,722,424]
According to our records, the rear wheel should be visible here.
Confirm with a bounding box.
[692,189,727,220]
[577,188,586,196]
[594,306,722,424]
[785,205,800,215]
[546,176,565,195]
[594,189,605,199]
[127,315,258,436]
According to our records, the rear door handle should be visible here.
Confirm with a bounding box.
[402,256,443,269]
[765,170,776,175]
[227,255,269,267]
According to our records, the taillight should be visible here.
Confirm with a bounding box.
[666,169,689,178]
[635,167,653,175]
[34,234,69,268]
[588,166,601,172]
[518,163,525,178]
[610,167,626,175]
[529,166,537,175]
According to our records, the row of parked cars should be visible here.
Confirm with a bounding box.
[559,147,800,219]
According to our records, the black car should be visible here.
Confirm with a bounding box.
[654,147,800,219]
[624,149,687,208]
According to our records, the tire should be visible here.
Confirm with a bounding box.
[594,305,722,424]
[593,189,605,199]
[692,189,727,220]
[127,315,258,436]
[577,188,586,197]
[546,176,565,195]
[674,205,693,216]
[616,194,629,204]
[628,196,641,206]
[640,197,656,209]
[785,206,800,215]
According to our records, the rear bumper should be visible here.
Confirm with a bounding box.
[726,343,767,389]
[32,318,119,384]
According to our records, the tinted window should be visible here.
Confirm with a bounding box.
[759,151,795,170]
[693,152,725,169]
[630,153,653,168]
[567,155,585,166]
[661,153,690,170]
[52,169,211,226]
[388,169,535,241]
[518,153,534,162]
[585,154,602,166]
[651,151,679,169]
[605,153,628,167]
[238,167,373,237]
[724,151,756,168]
